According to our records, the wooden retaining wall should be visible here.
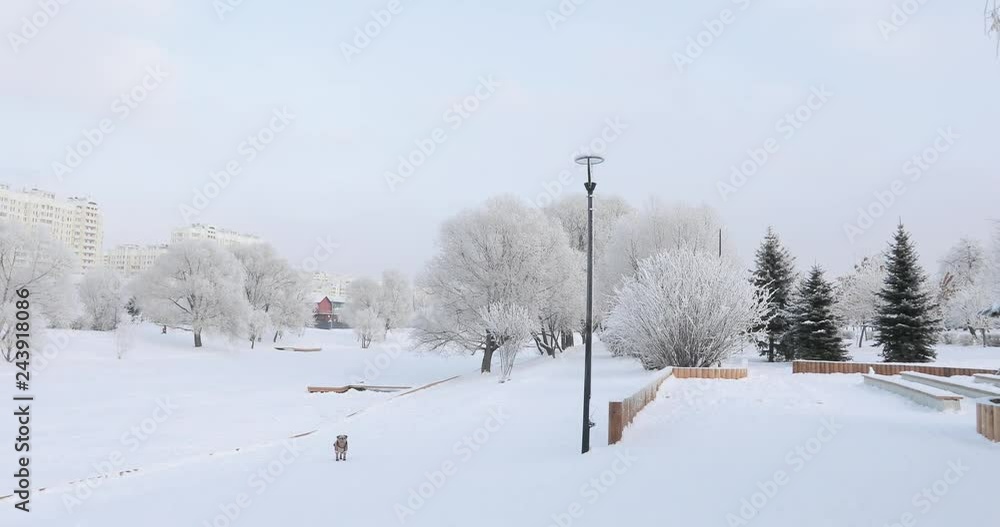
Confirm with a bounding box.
[792,360,995,377]
[977,398,1000,443]
[673,367,748,380]
[608,370,673,446]
[607,366,749,445]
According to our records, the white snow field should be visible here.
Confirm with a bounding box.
[2,326,999,527]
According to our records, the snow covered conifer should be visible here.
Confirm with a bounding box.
[873,224,940,362]
[788,266,849,361]
[751,227,797,362]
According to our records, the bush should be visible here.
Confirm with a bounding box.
[603,251,770,369]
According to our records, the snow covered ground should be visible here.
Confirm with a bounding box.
[2,326,999,526]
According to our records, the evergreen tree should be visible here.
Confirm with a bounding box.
[873,224,941,362]
[789,266,850,361]
[751,227,797,362]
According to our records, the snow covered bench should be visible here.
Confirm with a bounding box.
[973,374,1000,389]
[899,372,1000,399]
[862,374,962,411]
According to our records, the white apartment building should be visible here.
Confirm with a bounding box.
[103,243,169,277]
[171,224,262,247]
[0,185,104,269]
[310,272,353,302]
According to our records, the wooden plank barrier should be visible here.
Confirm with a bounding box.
[608,366,749,445]
[976,398,1000,443]
[673,367,748,380]
[792,360,995,377]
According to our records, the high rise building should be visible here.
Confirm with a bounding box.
[171,224,262,247]
[103,243,169,276]
[310,272,353,302]
[0,185,104,269]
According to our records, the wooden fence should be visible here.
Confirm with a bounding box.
[792,360,995,377]
[607,366,749,445]
[977,398,1000,443]
[673,367,748,379]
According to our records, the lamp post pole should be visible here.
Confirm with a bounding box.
[576,154,603,455]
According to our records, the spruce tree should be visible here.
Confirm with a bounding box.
[751,227,797,362]
[789,266,850,361]
[873,224,941,363]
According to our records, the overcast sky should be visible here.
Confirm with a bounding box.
[2,0,998,278]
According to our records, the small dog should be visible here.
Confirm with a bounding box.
[334,435,349,461]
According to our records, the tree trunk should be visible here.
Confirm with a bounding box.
[857,325,866,348]
[481,334,497,373]
[767,337,775,363]
[982,328,988,348]
[251,338,256,350]
[273,331,280,343]
[561,332,574,349]
[194,331,203,348]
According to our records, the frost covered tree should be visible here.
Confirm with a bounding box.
[0,222,77,362]
[114,318,137,359]
[543,194,630,348]
[939,238,987,288]
[873,225,941,363]
[534,248,585,356]
[836,256,885,347]
[343,277,386,348]
[544,194,633,255]
[379,270,413,333]
[77,267,125,331]
[751,227,797,362]
[478,303,534,383]
[232,244,310,348]
[788,266,849,361]
[936,237,994,344]
[603,251,770,369]
[132,240,249,348]
[413,196,577,374]
[598,201,725,327]
[349,307,384,349]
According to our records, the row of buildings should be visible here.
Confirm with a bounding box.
[0,185,353,313]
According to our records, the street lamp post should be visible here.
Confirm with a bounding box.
[575,154,604,454]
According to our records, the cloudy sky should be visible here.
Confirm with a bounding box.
[2,0,998,278]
